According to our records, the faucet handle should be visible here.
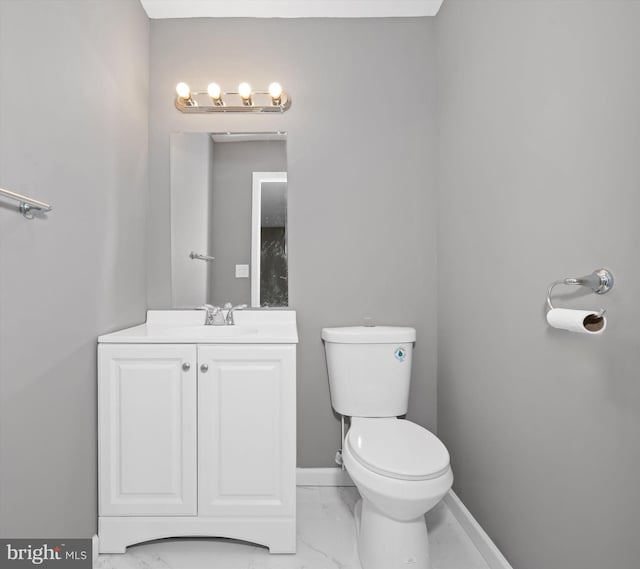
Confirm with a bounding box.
[201,304,222,314]
[224,303,247,325]
[201,304,222,325]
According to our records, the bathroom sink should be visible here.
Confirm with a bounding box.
[98,310,298,344]
[164,325,259,338]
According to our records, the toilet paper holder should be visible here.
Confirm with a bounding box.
[546,268,614,315]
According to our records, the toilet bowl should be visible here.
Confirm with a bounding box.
[343,417,453,569]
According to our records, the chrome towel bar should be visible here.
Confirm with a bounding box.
[189,252,215,262]
[0,187,52,219]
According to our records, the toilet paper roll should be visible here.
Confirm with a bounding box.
[546,308,607,335]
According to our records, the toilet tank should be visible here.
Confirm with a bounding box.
[322,326,416,417]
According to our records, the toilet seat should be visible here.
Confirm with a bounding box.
[346,418,450,481]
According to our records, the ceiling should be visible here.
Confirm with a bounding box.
[139,0,444,19]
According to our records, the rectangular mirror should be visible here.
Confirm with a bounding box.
[170,132,287,308]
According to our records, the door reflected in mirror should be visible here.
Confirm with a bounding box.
[170,132,287,308]
[252,172,288,307]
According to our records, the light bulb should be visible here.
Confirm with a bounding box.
[175,82,191,100]
[268,82,283,102]
[238,82,252,101]
[207,82,222,101]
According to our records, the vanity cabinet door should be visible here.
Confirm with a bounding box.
[197,345,296,518]
[98,344,198,516]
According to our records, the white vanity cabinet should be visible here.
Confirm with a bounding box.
[98,344,198,517]
[197,345,296,519]
[97,311,298,555]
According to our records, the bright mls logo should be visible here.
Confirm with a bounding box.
[1,540,91,568]
[6,543,61,565]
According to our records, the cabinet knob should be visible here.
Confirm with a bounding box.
[200,363,209,373]
[182,362,191,371]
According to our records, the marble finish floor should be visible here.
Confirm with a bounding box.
[96,487,491,569]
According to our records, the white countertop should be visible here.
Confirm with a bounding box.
[99,310,298,344]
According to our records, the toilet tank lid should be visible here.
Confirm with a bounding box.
[322,326,416,343]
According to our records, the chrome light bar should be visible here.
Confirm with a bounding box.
[175,82,291,114]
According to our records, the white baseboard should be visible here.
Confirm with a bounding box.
[443,491,513,569]
[296,467,354,486]
[92,534,99,567]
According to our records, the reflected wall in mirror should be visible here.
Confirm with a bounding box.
[170,132,287,308]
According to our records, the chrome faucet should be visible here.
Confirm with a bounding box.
[224,302,247,325]
[201,304,223,325]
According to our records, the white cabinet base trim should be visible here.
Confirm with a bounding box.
[98,516,296,554]
[443,491,513,569]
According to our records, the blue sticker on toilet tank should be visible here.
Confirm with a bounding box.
[394,347,406,362]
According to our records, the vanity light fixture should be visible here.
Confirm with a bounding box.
[174,81,291,113]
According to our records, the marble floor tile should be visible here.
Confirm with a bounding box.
[96,487,490,569]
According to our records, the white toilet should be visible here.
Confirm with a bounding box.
[322,326,453,569]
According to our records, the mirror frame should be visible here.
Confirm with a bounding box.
[251,171,288,307]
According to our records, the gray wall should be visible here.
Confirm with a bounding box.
[0,0,149,537]
[210,140,286,306]
[436,1,640,568]
[148,18,438,466]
